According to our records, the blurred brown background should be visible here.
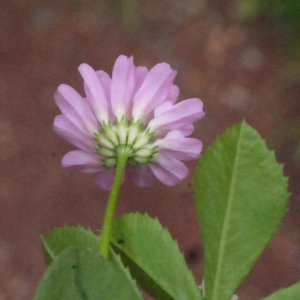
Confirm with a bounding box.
[1,0,300,299]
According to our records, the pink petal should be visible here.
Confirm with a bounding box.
[178,124,194,136]
[148,98,204,132]
[96,70,114,121]
[165,85,179,104]
[154,130,202,161]
[132,63,177,120]
[96,70,112,101]
[78,63,109,123]
[125,66,149,119]
[149,153,188,186]
[127,165,154,187]
[55,84,98,135]
[152,124,195,139]
[111,55,135,119]
[62,150,102,173]
[154,101,173,117]
[53,115,97,151]
[94,167,119,191]
[133,66,148,93]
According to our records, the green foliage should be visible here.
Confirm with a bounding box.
[261,0,300,34]
[237,0,300,60]
[111,213,202,300]
[37,121,293,299]
[40,219,202,300]
[261,281,300,300]
[34,246,143,300]
[195,121,289,300]
[237,0,300,28]
[42,225,100,266]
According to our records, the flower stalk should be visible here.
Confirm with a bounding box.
[99,147,130,258]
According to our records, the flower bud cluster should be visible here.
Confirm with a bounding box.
[94,117,157,167]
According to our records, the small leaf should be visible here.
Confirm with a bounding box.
[111,212,202,300]
[195,121,289,300]
[42,225,99,265]
[260,281,300,300]
[34,246,143,300]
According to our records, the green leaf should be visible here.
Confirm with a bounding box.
[111,212,202,300]
[195,121,289,300]
[261,281,300,300]
[42,225,99,266]
[34,246,143,300]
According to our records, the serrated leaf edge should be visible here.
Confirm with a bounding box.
[111,212,202,300]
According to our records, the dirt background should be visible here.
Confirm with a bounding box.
[1,1,300,299]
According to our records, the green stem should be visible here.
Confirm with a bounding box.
[99,148,129,259]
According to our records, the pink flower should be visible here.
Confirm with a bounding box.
[53,55,204,190]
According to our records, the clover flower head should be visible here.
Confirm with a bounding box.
[53,55,204,190]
